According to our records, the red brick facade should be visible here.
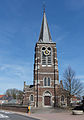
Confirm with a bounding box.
[33,43,59,107]
[23,11,69,107]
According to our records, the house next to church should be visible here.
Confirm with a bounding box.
[23,11,69,107]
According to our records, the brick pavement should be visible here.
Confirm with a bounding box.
[31,112,84,120]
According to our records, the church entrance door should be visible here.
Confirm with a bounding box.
[44,96,51,106]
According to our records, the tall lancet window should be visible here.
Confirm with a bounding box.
[47,47,52,65]
[42,47,46,65]
[44,77,51,86]
[42,47,52,65]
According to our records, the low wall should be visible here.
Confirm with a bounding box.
[0,104,28,113]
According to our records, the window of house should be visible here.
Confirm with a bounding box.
[30,95,34,101]
[44,77,51,86]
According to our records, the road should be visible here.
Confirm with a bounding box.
[0,110,40,120]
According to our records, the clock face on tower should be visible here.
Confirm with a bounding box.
[44,48,50,56]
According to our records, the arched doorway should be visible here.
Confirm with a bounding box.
[43,91,51,106]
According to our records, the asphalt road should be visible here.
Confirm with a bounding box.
[0,110,40,120]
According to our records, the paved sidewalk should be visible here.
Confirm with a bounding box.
[31,112,84,120]
[1,110,84,120]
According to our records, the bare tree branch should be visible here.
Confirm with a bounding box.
[63,66,83,106]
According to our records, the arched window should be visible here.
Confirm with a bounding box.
[42,47,52,65]
[47,47,52,65]
[44,77,51,86]
[42,47,46,65]
[30,95,34,102]
[48,77,50,86]
[61,95,64,102]
[44,91,51,96]
[44,77,47,86]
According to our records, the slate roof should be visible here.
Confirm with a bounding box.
[38,11,52,43]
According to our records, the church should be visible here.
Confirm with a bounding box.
[23,10,69,107]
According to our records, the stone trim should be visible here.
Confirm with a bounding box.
[43,90,52,107]
[35,72,59,74]
[39,86,54,88]
[24,91,34,93]
[38,79,58,81]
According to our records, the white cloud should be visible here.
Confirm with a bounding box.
[0,62,33,94]
[0,63,33,79]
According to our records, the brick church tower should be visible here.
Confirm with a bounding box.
[34,11,59,107]
[23,10,69,107]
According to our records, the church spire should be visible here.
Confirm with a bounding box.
[38,11,52,43]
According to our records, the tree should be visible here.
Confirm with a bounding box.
[6,88,23,100]
[63,66,83,106]
[16,90,23,101]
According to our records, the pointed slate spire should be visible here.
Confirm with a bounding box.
[38,11,52,43]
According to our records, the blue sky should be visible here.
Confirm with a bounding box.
[0,0,84,94]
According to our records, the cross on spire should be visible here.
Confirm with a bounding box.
[43,3,45,13]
